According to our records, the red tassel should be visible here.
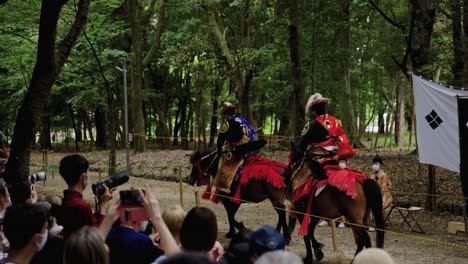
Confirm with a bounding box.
[298,215,310,236]
[288,205,297,218]
[201,184,211,200]
[231,184,242,204]
[210,189,220,203]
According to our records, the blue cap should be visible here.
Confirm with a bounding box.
[249,225,286,256]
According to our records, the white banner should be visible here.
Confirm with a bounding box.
[412,75,468,173]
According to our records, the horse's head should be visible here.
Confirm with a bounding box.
[286,141,328,191]
[188,150,218,186]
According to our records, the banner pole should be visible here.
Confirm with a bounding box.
[457,96,468,230]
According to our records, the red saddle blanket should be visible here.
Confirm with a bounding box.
[292,165,369,235]
[202,155,287,204]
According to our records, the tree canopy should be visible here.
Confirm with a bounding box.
[0,0,466,177]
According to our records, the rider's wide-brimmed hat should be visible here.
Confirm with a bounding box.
[305,93,329,114]
[220,102,237,115]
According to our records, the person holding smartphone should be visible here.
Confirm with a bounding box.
[106,190,164,264]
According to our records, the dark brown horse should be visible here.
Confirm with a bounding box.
[287,142,385,263]
[189,150,291,242]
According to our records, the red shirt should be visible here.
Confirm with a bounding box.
[58,190,103,237]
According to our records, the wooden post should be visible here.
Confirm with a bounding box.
[98,168,102,181]
[195,190,200,207]
[51,170,54,179]
[179,166,184,207]
[331,219,338,251]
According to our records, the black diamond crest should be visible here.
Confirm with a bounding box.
[425,110,443,130]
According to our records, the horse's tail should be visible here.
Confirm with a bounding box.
[363,179,384,248]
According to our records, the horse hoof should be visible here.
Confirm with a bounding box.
[225,231,235,238]
[284,235,291,245]
[314,249,324,261]
[303,257,313,264]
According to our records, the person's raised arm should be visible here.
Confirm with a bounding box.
[98,199,120,239]
[139,188,180,257]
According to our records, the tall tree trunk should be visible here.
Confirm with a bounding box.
[40,114,52,150]
[127,0,166,152]
[149,66,170,148]
[336,0,364,147]
[87,112,95,143]
[76,115,83,143]
[203,1,252,121]
[128,0,146,152]
[287,0,306,139]
[452,0,465,87]
[68,105,80,152]
[173,96,181,146]
[410,0,436,77]
[209,84,221,147]
[194,66,205,149]
[6,0,90,183]
[180,70,191,149]
[464,0,468,86]
[377,110,385,134]
[95,108,106,149]
[80,110,88,144]
[395,74,406,147]
[408,0,436,211]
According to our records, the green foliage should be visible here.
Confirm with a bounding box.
[0,0,460,148]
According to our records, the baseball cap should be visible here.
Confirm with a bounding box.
[249,225,286,257]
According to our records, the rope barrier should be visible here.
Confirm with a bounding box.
[29,161,468,200]
[30,159,468,251]
[203,191,468,251]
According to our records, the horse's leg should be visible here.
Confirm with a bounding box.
[272,201,290,244]
[288,214,297,235]
[303,231,314,264]
[309,218,324,261]
[294,214,314,264]
[351,226,369,257]
[222,199,241,238]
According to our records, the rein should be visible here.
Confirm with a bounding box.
[282,157,305,203]
[194,151,219,183]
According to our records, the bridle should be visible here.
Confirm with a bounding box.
[285,147,334,198]
[192,151,219,183]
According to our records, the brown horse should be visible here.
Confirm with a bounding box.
[287,142,385,263]
[189,150,291,242]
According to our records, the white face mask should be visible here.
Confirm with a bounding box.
[339,163,347,169]
[372,164,380,171]
[82,174,89,189]
[36,230,48,252]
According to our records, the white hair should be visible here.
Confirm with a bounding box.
[353,248,394,264]
[254,250,303,264]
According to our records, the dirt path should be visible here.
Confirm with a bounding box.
[31,150,468,263]
[35,174,468,264]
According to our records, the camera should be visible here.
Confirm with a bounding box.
[120,189,144,206]
[28,172,47,183]
[92,170,129,196]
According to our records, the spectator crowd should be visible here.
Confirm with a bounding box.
[0,154,395,264]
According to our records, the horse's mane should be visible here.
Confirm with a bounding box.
[289,146,328,191]
[304,155,328,180]
[190,149,215,163]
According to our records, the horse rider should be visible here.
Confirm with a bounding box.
[217,102,259,154]
[215,102,260,193]
[304,93,356,164]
